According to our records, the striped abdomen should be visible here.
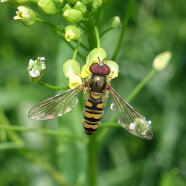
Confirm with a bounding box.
[84,92,103,135]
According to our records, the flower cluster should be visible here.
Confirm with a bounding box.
[2,0,121,43]
[63,48,119,88]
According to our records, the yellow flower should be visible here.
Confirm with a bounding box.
[63,59,82,88]
[81,48,106,78]
[68,73,82,88]
[65,25,81,42]
[104,60,119,79]
[14,6,36,26]
[81,64,91,78]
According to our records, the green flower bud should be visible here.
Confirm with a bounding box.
[81,0,92,4]
[27,57,46,83]
[63,59,82,88]
[63,8,83,22]
[14,6,36,26]
[62,3,71,13]
[65,25,81,41]
[74,1,87,14]
[38,0,57,15]
[81,48,106,78]
[66,0,78,4]
[111,16,121,28]
[92,0,102,10]
[153,51,172,71]
[104,60,119,79]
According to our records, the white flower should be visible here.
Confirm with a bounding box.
[27,57,46,82]
[14,6,36,26]
[153,51,172,71]
[29,69,40,78]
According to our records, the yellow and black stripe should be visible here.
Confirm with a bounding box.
[84,93,103,135]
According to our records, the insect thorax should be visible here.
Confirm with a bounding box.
[89,74,106,93]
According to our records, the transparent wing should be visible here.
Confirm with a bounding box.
[28,84,84,120]
[109,86,153,139]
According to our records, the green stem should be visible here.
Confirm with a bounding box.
[72,40,89,52]
[39,80,68,91]
[97,68,157,142]
[100,27,112,37]
[0,125,87,143]
[111,0,134,60]
[84,19,97,50]
[87,135,97,186]
[0,107,23,144]
[127,68,156,102]
[36,18,63,32]
[94,26,101,48]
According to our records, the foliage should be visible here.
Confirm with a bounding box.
[0,0,186,186]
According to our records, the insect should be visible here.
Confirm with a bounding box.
[28,62,153,139]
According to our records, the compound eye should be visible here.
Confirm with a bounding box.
[89,63,101,74]
[100,64,110,75]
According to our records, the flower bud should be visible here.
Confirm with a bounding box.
[14,6,36,26]
[81,0,92,4]
[153,51,172,71]
[62,3,71,12]
[63,59,82,88]
[63,8,83,22]
[111,16,121,28]
[38,0,57,15]
[66,0,78,4]
[27,57,46,83]
[65,25,81,41]
[92,0,102,10]
[81,48,107,78]
[104,60,119,79]
[74,1,87,14]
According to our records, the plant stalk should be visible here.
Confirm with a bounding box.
[111,0,134,60]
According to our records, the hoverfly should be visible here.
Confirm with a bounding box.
[28,61,153,139]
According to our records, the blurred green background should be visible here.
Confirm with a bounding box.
[0,0,186,186]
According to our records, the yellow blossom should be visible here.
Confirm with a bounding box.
[63,59,82,88]
[104,60,119,79]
